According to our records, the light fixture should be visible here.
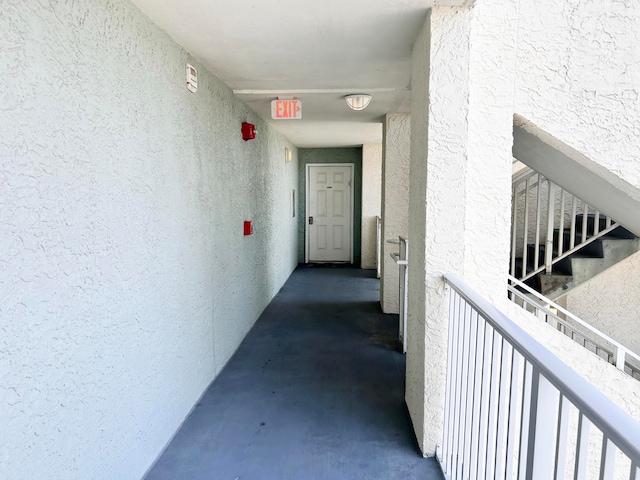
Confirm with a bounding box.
[345,94,372,111]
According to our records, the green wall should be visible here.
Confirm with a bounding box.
[298,147,363,265]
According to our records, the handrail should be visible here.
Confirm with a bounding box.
[507,275,640,376]
[443,273,640,473]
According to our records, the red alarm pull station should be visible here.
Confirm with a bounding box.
[241,122,256,141]
[244,221,253,236]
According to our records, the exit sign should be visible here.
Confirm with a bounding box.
[271,99,302,120]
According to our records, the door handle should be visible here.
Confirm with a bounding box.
[309,216,314,225]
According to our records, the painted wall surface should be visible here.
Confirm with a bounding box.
[380,114,410,314]
[0,1,298,479]
[406,2,517,455]
[516,0,640,189]
[297,148,363,265]
[557,250,640,356]
[361,144,382,270]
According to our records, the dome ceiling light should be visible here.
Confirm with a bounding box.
[345,94,372,111]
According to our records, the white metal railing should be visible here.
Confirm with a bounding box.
[376,216,382,279]
[439,274,640,480]
[388,236,408,353]
[507,275,640,381]
[511,169,619,281]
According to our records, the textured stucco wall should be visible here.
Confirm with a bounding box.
[516,0,640,189]
[406,2,517,455]
[297,148,362,265]
[381,114,410,314]
[557,251,640,356]
[0,1,298,479]
[361,144,382,270]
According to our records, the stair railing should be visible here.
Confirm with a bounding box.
[511,169,620,281]
[507,275,640,380]
[439,274,640,480]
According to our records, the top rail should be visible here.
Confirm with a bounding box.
[443,273,640,466]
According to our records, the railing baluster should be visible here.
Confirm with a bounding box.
[615,346,627,371]
[485,331,503,479]
[451,295,465,478]
[558,189,566,257]
[505,349,521,480]
[582,203,589,242]
[570,197,577,249]
[631,463,639,480]
[522,177,532,276]
[545,182,557,274]
[462,310,479,479]
[495,342,514,478]
[599,436,616,480]
[442,288,457,472]
[469,312,486,477]
[574,413,591,479]
[554,395,570,479]
[477,323,494,478]
[518,362,533,479]
[534,177,544,270]
[526,370,558,479]
[511,185,518,277]
[456,302,472,478]
[594,210,601,236]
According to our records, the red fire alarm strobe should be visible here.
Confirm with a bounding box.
[242,122,256,141]
[244,221,253,235]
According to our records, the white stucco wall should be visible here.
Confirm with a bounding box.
[406,1,517,455]
[381,114,410,314]
[0,2,298,479]
[557,250,640,356]
[361,144,382,270]
[516,0,640,189]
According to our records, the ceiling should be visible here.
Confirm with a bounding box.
[129,0,436,148]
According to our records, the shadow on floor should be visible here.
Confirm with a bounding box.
[144,266,443,480]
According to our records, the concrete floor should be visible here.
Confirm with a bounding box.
[144,266,443,480]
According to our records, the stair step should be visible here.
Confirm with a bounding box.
[574,214,636,239]
[539,274,573,296]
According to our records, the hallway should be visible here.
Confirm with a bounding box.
[144,267,443,479]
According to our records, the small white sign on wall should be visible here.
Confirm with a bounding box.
[186,63,197,93]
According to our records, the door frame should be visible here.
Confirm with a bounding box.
[305,163,355,264]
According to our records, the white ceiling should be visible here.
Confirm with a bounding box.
[129,0,434,148]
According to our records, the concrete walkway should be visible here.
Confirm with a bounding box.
[144,266,443,480]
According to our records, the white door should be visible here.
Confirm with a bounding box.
[307,164,353,263]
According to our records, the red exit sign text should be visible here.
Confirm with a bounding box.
[271,99,302,120]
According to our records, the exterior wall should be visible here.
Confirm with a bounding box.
[557,250,640,356]
[0,2,298,479]
[406,1,517,455]
[515,0,640,189]
[361,144,382,270]
[380,114,410,313]
[297,148,363,265]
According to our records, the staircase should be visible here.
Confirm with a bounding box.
[511,169,640,298]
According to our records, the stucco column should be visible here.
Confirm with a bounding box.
[405,2,517,455]
[361,144,383,270]
[380,113,411,313]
